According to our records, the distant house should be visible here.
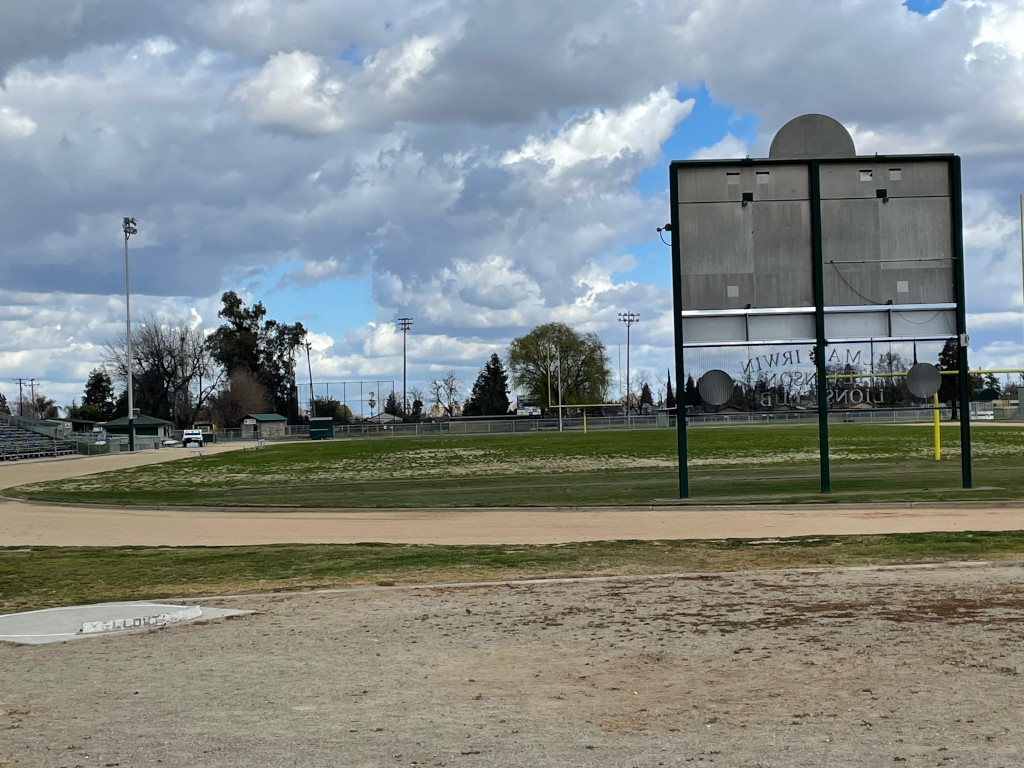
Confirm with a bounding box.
[102,414,173,438]
[242,413,287,440]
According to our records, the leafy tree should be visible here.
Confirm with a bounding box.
[463,354,510,417]
[0,392,9,415]
[206,291,263,375]
[312,396,353,423]
[507,323,610,413]
[207,291,306,421]
[665,371,676,409]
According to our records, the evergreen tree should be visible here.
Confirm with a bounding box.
[0,391,9,415]
[68,368,116,422]
[464,354,510,416]
[384,390,402,417]
[938,338,963,420]
[640,382,654,412]
[665,370,676,409]
[685,374,701,407]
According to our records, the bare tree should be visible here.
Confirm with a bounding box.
[17,391,58,419]
[429,371,462,417]
[631,368,653,414]
[209,369,272,428]
[104,314,223,428]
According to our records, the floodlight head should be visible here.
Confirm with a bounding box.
[122,217,138,237]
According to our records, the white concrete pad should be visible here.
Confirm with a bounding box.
[0,601,251,645]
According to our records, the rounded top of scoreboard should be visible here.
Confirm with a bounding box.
[769,114,856,159]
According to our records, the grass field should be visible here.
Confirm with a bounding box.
[7,423,1024,507]
[4,531,1024,613]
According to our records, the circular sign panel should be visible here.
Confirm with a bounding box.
[906,362,942,399]
[697,369,735,406]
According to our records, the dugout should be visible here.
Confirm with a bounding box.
[102,414,173,438]
[309,417,334,439]
[242,413,287,440]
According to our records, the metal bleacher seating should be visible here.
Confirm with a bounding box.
[0,421,77,462]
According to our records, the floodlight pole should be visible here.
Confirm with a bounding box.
[618,311,639,420]
[398,317,413,414]
[556,347,563,433]
[305,341,315,418]
[123,217,138,452]
[1019,194,1023,368]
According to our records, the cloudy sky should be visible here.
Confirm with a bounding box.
[2,0,1024,412]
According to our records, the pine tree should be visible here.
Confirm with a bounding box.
[0,392,9,415]
[384,390,402,417]
[938,338,962,420]
[685,374,700,407]
[640,382,654,413]
[665,370,676,409]
[464,354,510,416]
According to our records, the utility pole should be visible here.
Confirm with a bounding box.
[618,311,640,419]
[305,341,315,418]
[15,378,25,417]
[397,318,413,414]
[29,379,35,417]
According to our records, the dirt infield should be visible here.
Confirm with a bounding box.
[3,562,1023,767]
[2,448,1024,546]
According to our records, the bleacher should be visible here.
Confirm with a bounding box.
[0,422,77,461]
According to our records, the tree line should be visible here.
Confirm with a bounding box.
[40,314,669,429]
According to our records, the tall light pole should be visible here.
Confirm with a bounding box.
[618,311,639,418]
[123,217,138,451]
[397,317,413,414]
[305,341,315,418]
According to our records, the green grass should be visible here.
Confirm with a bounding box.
[3,531,1024,613]
[8,424,1024,507]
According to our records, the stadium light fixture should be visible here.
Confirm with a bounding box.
[618,311,639,418]
[397,318,413,413]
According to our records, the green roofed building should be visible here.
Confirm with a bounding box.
[242,413,287,440]
[102,414,173,438]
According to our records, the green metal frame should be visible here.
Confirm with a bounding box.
[668,153,972,498]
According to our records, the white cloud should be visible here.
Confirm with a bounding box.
[233,50,346,132]
[7,0,1024,400]
[0,106,37,137]
[502,88,693,178]
[689,133,747,160]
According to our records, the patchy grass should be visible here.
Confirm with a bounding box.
[2,531,1023,613]
[7,424,1024,507]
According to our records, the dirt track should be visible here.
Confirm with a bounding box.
[2,447,1023,546]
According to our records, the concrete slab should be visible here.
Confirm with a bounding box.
[0,601,251,645]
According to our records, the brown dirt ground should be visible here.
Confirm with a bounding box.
[2,563,1023,767]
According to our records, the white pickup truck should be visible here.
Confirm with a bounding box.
[182,428,204,447]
